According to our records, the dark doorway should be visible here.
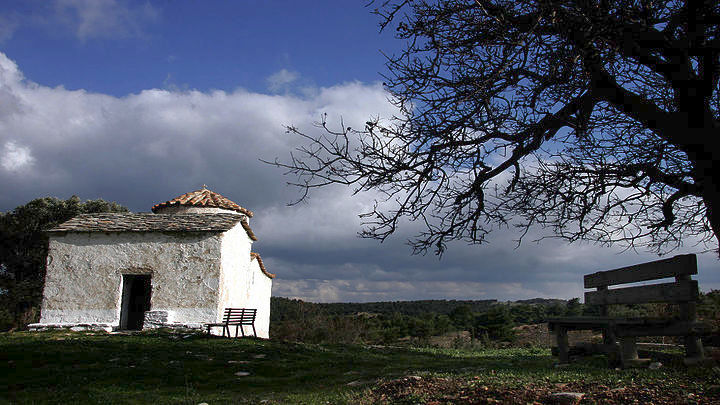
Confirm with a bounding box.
[119,275,152,330]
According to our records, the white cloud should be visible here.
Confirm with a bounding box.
[0,53,23,84]
[54,0,158,41]
[0,51,718,302]
[0,50,396,228]
[1,141,34,172]
[0,55,25,119]
[266,69,300,93]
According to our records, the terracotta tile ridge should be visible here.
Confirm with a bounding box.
[151,187,254,217]
[240,218,258,241]
[250,252,275,279]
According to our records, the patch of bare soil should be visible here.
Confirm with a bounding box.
[360,375,720,404]
[512,324,598,347]
[512,324,552,347]
[428,331,473,348]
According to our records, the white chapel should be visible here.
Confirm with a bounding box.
[30,187,274,338]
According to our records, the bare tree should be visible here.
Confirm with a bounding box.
[272,0,720,255]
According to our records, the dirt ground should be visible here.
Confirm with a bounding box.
[512,323,598,347]
[404,324,720,404]
[361,375,720,404]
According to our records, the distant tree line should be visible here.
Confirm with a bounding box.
[270,294,720,346]
[270,296,581,345]
[311,299,499,317]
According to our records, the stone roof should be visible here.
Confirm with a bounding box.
[251,252,275,279]
[151,187,253,217]
[48,213,253,234]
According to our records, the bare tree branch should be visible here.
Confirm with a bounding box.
[272,0,720,256]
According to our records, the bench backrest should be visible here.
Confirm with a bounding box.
[221,308,257,324]
[584,254,699,307]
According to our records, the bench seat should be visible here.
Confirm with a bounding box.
[549,316,709,336]
[549,316,707,328]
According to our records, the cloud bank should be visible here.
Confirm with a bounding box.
[1,51,718,302]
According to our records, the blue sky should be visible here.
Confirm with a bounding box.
[1,0,397,96]
[1,0,718,303]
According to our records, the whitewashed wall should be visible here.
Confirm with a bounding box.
[38,231,223,328]
[249,258,273,338]
[217,223,273,338]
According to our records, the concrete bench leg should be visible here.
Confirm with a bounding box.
[602,327,617,365]
[620,337,651,368]
[555,326,570,364]
[602,327,616,346]
[680,301,707,366]
[620,337,638,361]
[684,335,706,365]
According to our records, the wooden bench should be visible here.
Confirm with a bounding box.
[204,308,257,338]
[548,254,708,367]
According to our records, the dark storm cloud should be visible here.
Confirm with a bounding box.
[252,185,720,301]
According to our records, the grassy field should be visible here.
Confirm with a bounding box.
[1,330,718,404]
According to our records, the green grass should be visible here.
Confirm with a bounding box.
[0,330,717,404]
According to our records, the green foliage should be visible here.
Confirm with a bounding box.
[505,298,584,325]
[272,297,587,346]
[699,290,720,320]
[269,304,456,345]
[271,297,512,345]
[565,298,583,316]
[271,293,717,348]
[582,302,604,316]
[545,302,567,318]
[475,306,515,342]
[270,297,601,346]
[449,305,475,331]
[698,290,720,344]
[0,196,128,330]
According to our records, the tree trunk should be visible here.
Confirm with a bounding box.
[695,148,720,255]
[703,185,720,256]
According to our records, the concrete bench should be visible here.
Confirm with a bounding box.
[548,254,708,367]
